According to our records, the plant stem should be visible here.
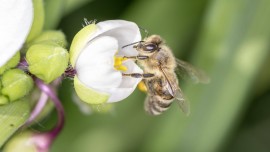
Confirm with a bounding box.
[34,78,65,139]
[26,92,48,125]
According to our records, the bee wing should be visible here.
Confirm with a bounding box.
[175,58,210,84]
[174,88,190,116]
[159,66,190,116]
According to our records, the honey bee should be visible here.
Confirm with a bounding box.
[122,35,209,115]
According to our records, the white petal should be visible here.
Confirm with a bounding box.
[121,60,143,87]
[76,36,122,89]
[0,0,33,67]
[106,60,143,102]
[95,20,141,56]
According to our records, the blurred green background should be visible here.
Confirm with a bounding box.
[43,0,270,152]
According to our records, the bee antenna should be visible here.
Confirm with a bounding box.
[121,41,144,49]
[139,26,149,37]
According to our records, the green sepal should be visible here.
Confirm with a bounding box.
[26,42,69,83]
[74,76,109,104]
[69,23,97,66]
[0,52,20,75]
[1,69,34,102]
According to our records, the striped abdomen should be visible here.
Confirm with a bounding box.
[144,77,175,115]
[144,95,173,115]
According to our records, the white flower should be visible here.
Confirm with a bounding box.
[0,0,33,67]
[70,20,143,104]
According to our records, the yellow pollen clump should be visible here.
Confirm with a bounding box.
[114,56,128,71]
[138,81,147,93]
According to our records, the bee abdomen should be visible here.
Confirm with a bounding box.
[157,100,172,108]
[144,95,173,115]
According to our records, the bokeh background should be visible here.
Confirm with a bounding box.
[41,0,270,152]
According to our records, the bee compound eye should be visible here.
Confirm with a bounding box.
[143,43,158,52]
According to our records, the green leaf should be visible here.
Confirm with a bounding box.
[0,98,31,147]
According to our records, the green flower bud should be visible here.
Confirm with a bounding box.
[3,131,36,152]
[0,52,20,75]
[1,69,34,102]
[26,42,69,83]
[32,30,68,48]
[0,96,9,105]
[26,0,45,42]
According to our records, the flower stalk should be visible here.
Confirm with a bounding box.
[34,78,65,139]
[26,92,48,125]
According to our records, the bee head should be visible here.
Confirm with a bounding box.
[133,35,163,55]
[121,35,162,56]
[133,42,159,53]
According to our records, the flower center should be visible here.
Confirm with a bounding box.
[114,55,128,71]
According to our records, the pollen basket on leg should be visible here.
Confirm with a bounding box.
[138,81,148,93]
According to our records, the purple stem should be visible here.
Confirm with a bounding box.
[17,58,29,71]
[35,78,65,139]
[26,92,49,125]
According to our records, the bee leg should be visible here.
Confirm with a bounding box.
[123,55,149,60]
[122,73,154,78]
[142,73,155,78]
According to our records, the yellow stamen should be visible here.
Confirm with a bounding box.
[115,65,128,71]
[138,81,147,93]
[114,56,128,71]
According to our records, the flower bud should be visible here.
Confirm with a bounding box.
[0,95,9,105]
[1,69,34,102]
[0,52,20,75]
[26,42,69,83]
[3,131,37,152]
[26,0,45,42]
[32,30,68,48]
